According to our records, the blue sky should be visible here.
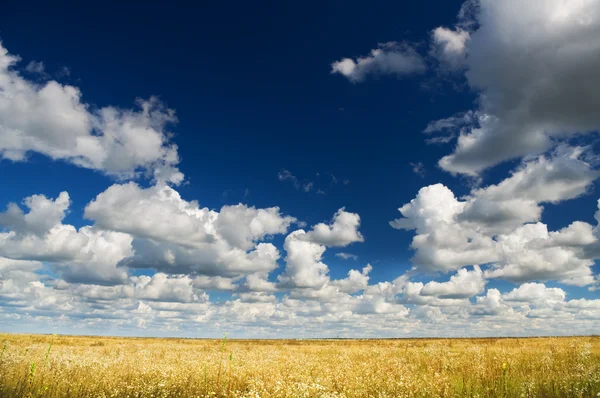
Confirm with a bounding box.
[0,0,599,338]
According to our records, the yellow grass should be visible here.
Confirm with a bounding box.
[0,334,599,397]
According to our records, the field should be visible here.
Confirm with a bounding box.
[0,334,599,397]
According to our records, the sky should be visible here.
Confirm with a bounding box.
[0,0,599,338]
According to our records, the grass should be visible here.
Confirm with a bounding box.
[0,334,599,397]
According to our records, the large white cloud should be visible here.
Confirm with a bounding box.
[84,183,295,278]
[459,146,599,235]
[390,164,600,285]
[0,42,183,184]
[390,183,499,271]
[485,222,597,286]
[0,192,132,284]
[278,230,330,289]
[85,182,296,250]
[428,0,600,175]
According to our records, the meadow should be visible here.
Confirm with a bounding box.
[0,334,598,397]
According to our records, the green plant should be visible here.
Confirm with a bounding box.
[45,334,56,366]
[215,333,229,396]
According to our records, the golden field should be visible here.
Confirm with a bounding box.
[0,334,599,397]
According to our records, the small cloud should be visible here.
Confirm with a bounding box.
[331,42,426,83]
[302,182,314,192]
[25,61,48,78]
[278,169,315,193]
[336,252,358,261]
[279,169,350,194]
[426,135,456,145]
[221,188,250,202]
[329,173,338,185]
[410,162,426,177]
[57,66,71,77]
[297,221,308,228]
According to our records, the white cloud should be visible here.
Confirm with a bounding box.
[84,183,217,247]
[1,257,599,337]
[192,275,238,291]
[86,182,295,251]
[278,230,330,289]
[459,146,599,235]
[502,283,566,306]
[485,222,597,286]
[390,184,498,271]
[335,252,358,261]
[0,192,132,284]
[332,264,372,293]
[215,204,296,250]
[390,156,600,284]
[25,61,46,76]
[0,191,70,236]
[331,42,426,83]
[299,208,364,247]
[0,42,183,184]
[131,273,207,303]
[430,0,600,175]
[430,27,470,71]
[0,257,42,273]
[470,146,600,205]
[85,182,295,278]
[420,265,485,298]
[471,288,508,316]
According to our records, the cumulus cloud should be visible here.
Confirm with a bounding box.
[0,42,183,184]
[429,0,600,175]
[331,42,426,83]
[502,283,566,305]
[85,182,295,278]
[300,208,364,247]
[390,153,600,285]
[278,230,330,289]
[277,213,375,304]
[390,184,498,271]
[0,191,70,236]
[131,273,207,303]
[0,192,132,284]
[332,264,372,293]
[485,222,597,286]
[459,146,599,235]
[85,182,295,251]
[430,27,470,71]
[420,265,485,299]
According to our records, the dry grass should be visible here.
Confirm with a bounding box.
[0,334,599,397]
